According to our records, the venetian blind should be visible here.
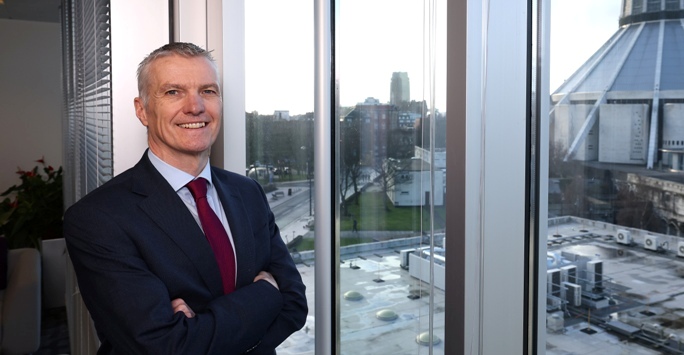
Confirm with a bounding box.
[62,1,113,353]
[62,0,112,208]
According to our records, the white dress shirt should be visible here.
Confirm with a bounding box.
[147,150,238,277]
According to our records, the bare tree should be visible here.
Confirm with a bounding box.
[614,178,666,233]
[340,118,363,215]
[373,158,413,211]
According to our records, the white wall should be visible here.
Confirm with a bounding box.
[555,104,598,161]
[599,104,649,164]
[0,20,62,192]
[390,170,444,207]
[110,0,169,175]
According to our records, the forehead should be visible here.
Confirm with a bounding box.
[147,54,219,86]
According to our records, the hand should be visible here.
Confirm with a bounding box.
[171,298,196,318]
[254,271,279,290]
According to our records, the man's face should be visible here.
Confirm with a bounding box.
[135,55,222,165]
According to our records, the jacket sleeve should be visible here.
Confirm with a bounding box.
[64,201,284,355]
[243,179,308,354]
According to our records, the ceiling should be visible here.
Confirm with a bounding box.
[0,0,61,23]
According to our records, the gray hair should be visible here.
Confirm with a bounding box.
[137,42,217,106]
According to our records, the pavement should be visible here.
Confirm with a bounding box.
[266,184,315,245]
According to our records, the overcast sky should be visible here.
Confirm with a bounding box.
[550,0,622,91]
[245,0,445,116]
[244,0,621,115]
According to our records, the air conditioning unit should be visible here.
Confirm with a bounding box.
[560,267,576,301]
[678,241,684,258]
[563,282,582,307]
[399,249,413,270]
[644,234,659,251]
[547,269,561,297]
[546,296,562,311]
[560,265,577,285]
[616,229,632,245]
[399,247,429,270]
[586,260,603,293]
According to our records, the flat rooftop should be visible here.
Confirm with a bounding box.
[277,241,446,354]
[546,217,684,354]
[270,179,684,354]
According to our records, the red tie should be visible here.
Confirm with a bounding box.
[186,178,236,294]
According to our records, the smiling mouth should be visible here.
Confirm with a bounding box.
[178,122,206,129]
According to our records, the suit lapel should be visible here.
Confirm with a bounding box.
[132,155,224,296]
[212,169,257,288]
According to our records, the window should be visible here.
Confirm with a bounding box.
[666,0,680,10]
[245,1,315,352]
[544,1,684,353]
[338,0,446,353]
[647,0,662,12]
[243,0,446,352]
[634,0,644,14]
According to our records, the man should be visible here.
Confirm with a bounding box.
[64,42,307,354]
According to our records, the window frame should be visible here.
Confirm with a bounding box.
[445,0,535,353]
[209,0,538,353]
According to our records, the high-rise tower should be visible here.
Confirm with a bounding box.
[390,72,410,106]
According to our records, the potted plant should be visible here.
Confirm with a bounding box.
[0,158,65,308]
[0,158,63,248]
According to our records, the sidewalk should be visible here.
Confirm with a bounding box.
[279,216,314,246]
[266,186,314,246]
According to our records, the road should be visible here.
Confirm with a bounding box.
[267,181,315,242]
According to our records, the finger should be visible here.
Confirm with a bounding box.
[183,307,195,318]
[253,271,273,282]
[174,304,195,318]
[254,271,279,290]
[171,298,195,318]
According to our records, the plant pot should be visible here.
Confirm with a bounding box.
[41,238,66,309]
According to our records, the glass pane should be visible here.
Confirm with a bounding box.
[245,1,315,352]
[337,0,446,353]
[546,1,684,353]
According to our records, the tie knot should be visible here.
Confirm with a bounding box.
[186,178,208,200]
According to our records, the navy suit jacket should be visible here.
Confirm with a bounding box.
[64,153,307,354]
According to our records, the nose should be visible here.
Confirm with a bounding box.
[184,92,205,115]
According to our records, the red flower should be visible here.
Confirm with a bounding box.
[36,157,45,164]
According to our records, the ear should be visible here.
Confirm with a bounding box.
[134,97,149,127]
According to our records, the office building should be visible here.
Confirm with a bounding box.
[390,71,410,106]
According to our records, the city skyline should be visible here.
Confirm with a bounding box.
[245,0,446,116]
[244,0,621,116]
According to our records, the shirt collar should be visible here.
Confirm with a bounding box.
[147,150,213,192]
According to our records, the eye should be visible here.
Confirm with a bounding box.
[203,89,218,95]
[166,89,179,95]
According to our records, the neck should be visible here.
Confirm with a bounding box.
[148,147,210,177]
